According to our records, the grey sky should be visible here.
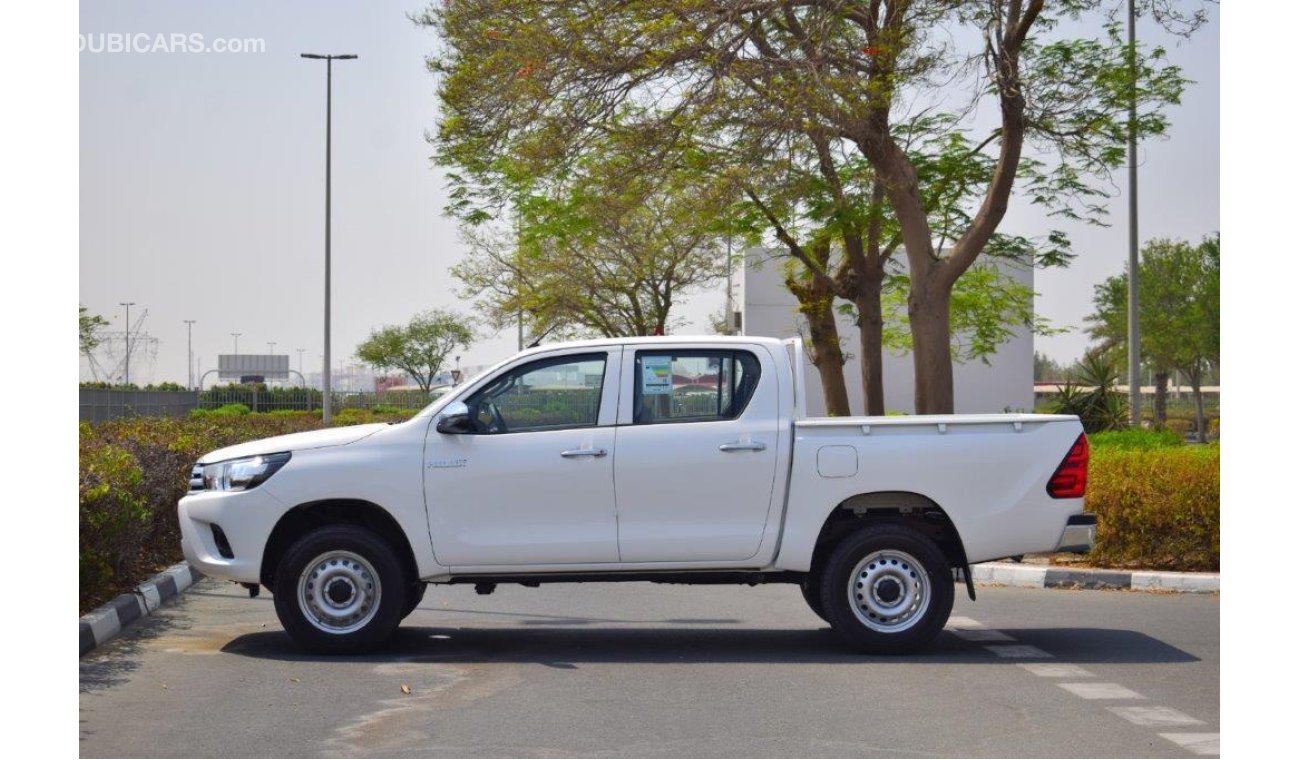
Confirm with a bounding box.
[79,1,1219,385]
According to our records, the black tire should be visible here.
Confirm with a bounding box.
[402,582,428,619]
[273,525,407,655]
[818,524,954,654]
[800,575,829,623]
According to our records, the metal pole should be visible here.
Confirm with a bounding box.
[302,53,357,424]
[120,302,135,385]
[184,320,196,389]
[268,341,276,355]
[324,57,333,423]
[1126,0,1141,426]
[232,332,241,356]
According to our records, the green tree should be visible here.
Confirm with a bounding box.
[1087,234,1219,439]
[452,138,729,339]
[422,0,1197,413]
[79,305,109,356]
[356,309,475,393]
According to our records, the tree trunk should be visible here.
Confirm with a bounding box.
[1153,371,1169,426]
[791,278,851,417]
[855,284,885,415]
[908,280,955,414]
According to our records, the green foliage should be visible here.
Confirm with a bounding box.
[190,403,251,418]
[79,412,414,612]
[1087,445,1219,572]
[880,263,1061,363]
[1049,351,1128,433]
[79,305,109,356]
[453,130,731,339]
[200,384,321,412]
[1088,428,1184,450]
[356,309,474,392]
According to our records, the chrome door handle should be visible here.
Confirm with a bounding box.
[561,448,607,458]
[719,441,767,452]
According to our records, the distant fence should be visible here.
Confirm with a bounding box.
[199,388,443,413]
[80,388,199,422]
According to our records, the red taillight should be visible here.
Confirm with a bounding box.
[1047,433,1089,499]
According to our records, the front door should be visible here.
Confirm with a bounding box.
[613,347,781,562]
[425,350,621,567]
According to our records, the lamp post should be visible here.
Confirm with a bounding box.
[301,52,358,425]
[184,320,196,389]
[268,341,276,355]
[120,302,136,385]
[231,332,241,356]
[296,348,305,375]
[1125,0,1141,426]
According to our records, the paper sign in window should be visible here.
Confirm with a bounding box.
[641,356,673,396]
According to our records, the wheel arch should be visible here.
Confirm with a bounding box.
[260,499,419,589]
[807,491,970,578]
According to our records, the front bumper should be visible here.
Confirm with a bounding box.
[1055,513,1097,554]
[178,486,288,584]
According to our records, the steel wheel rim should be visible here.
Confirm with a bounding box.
[848,549,930,633]
[297,550,381,635]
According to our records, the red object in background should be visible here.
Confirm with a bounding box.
[653,326,664,336]
[862,46,881,56]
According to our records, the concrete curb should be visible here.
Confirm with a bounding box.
[972,562,1219,593]
[80,562,203,656]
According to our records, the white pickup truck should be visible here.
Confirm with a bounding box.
[179,336,1093,654]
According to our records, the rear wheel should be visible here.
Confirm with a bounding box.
[273,525,406,655]
[819,524,954,654]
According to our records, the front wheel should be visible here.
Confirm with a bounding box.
[819,524,954,654]
[273,525,407,655]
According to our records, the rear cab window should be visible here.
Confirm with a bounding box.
[632,349,761,425]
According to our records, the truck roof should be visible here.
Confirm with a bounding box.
[512,334,786,360]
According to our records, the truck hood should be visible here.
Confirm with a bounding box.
[199,423,389,464]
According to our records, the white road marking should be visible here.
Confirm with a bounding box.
[946,616,985,629]
[984,644,1053,659]
[952,628,1016,642]
[1108,706,1205,727]
[1058,682,1146,700]
[1159,732,1220,756]
[1018,663,1095,678]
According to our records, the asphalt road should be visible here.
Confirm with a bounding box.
[79,579,1219,758]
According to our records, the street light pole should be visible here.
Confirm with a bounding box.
[120,302,136,386]
[1126,0,1142,426]
[296,348,305,375]
[301,52,358,425]
[268,341,276,355]
[184,320,196,389]
[231,332,241,356]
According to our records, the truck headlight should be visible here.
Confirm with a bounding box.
[202,452,291,492]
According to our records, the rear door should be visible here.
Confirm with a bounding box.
[613,345,781,562]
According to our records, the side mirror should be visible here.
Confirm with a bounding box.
[435,401,474,434]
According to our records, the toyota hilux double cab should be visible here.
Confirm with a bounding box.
[179,336,1093,654]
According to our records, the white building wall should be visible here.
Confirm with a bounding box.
[740,248,1034,416]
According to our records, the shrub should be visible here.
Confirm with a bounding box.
[79,413,330,612]
[1048,352,1128,433]
[1086,445,1219,572]
[1088,428,1184,451]
[1162,418,1192,437]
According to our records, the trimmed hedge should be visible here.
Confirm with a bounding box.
[78,412,408,613]
[1085,444,1219,572]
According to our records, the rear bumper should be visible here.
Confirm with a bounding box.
[1055,513,1097,554]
